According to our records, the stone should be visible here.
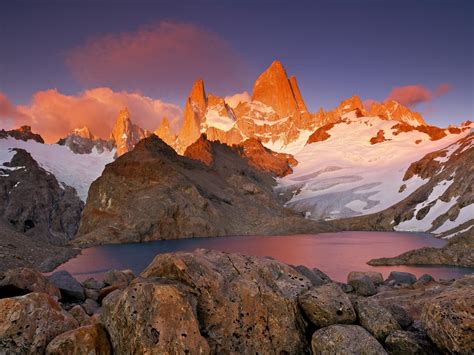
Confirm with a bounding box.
[102,282,209,354]
[415,274,435,285]
[385,330,436,355]
[348,271,384,285]
[110,107,149,157]
[353,298,401,341]
[82,278,105,290]
[69,305,92,326]
[387,271,417,286]
[98,285,122,303]
[385,303,413,329]
[103,269,135,287]
[298,283,356,327]
[0,267,60,299]
[421,286,474,353]
[141,249,312,353]
[311,325,387,355]
[338,282,354,293]
[0,292,77,353]
[45,324,112,355]
[293,265,326,286]
[82,299,100,316]
[348,275,377,296]
[312,267,332,283]
[49,270,85,301]
[85,288,100,301]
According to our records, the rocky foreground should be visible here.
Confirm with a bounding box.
[0,249,472,354]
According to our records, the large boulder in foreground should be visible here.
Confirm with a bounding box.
[353,298,401,341]
[0,292,77,353]
[0,267,60,299]
[311,325,387,355]
[298,283,356,327]
[74,135,331,246]
[46,324,111,355]
[141,249,311,353]
[421,285,474,353]
[102,282,209,354]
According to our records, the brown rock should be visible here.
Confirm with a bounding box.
[0,292,78,353]
[110,107,149,157]
[307,122,336,144]
[348,271,384,286]
[0,125,44,143]
[103,269,135,287]
[370,129,388,144]
[46,324,111,355]
[69,305,92,326]
[0,267,60,299]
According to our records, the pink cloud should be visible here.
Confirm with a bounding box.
[385,83,451,107]
[0,88,182,143]
[65,21,249,99]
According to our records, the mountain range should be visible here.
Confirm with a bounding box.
[0,60,472,251]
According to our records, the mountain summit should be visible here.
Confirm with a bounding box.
[110,107,149,157]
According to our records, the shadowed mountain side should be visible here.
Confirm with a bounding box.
[73,135,334,246]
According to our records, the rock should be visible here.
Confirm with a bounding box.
[385,303,413,329]
[102,282,209,354]
[49,270,85,301]
[45,324,111,355]
[84,288,100,301]
[0,267,60,299]
[82,278,104,290]
[338,282,354,293]
[293,265,326,286]
[154,117,177,148]
[312,267,332,283]
[98,285,122,303]
[0,125,44,143]
[370,100,426,126]
[348,271,384,285]
[421,286,474,353]
[83,299,100,316]
[348,274,377,296]
[298,283,356,327]
[385,330,437,355]
[103,269,135,287]
[69,305,92,326]
[0,292,77,353]
[353,298,401,341]
[110,107,149,157]
[311,325,387,355]
[415,274,435,285]
[57,127,114,155]
[387,271,417,286]
[141,249,312,353]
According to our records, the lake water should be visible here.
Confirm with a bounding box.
[54,231,473,283]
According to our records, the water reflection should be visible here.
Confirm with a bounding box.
[54,231,473,282]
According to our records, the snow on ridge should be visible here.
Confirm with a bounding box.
[0,138,115,201]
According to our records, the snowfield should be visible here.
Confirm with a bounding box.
[0,138,115,201]
[277,115,472,229]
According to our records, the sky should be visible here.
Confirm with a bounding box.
[0,0,473,141]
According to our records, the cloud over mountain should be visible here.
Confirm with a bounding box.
[386,83,451,107]
[65,21,250,100]
[0,88,182,143]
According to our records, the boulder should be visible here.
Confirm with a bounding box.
[338,282,354,293]
[84,288,100,301]
[415,274,435,285]
[353,298,401,341]
[298,283,356,327]
[49,270,85,301]
[103,269,135,287]
[348,275,377,296]
[0,267,60,299]
[385,330,437,355]
[293,265,326,286]
[141,249,312,353]
[69,305,92,326]
[348,271,384,285]
[102,282,209,354]
[98,285,123,303]
[46,324,111,355]
[385,303,413,329]
[421,286,474,353]
[311,325,387,355]
[82,278,104,290]
[0,292,77,353]
[386,271,417,286]
[312,267,332,283]
[82,299,100,316]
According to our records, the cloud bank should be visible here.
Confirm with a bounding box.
[385,83,451,107]
[65,21,249,99]
[0,88,182,143]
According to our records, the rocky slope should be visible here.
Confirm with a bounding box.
[329,132,473,236]
[74,135,332,246]
[0,125,44,143]
[0,250,472,354]
[57,127,114,154]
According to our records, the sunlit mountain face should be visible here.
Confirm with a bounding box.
[0,1,473,354]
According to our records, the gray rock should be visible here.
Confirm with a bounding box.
[298,283,356,327]
[385,304,413,329]
[82,298,100,316]
[84,288,100,301]
[293,265,326,286]
[348,271,384,285]
[338,282,354,293]
[69,304,92,326]
[386,271,417,285]
[0,267,60,299]
[348,275,377,296]
[312,267,332,283]
[415,274,435,285]
[354,298,401,341]
[311,325,387,355]
[82,278,105,290]
[103,269,135,287]
[385,330,438,355]
[49,270,85,301]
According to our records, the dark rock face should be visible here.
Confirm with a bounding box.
[0,267,60,299]
[141,249,311,353]
[293,265,329,286]
[386,271,417,286]
[311,325,387,355]
[48,271,85,302]
[421,286,474,354]
[385,330,437,355]
[57,134,114,155]
[0,149,83,246]
[0,292,78,353]
[298,283,356,327]
[75,135,332,246]
[0,125,44,143]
